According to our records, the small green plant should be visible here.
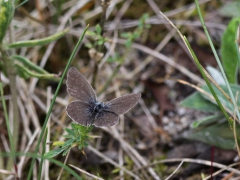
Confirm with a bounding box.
[45,124,93,158]
[107,13,151,64]
[86,24,110,49]
[179,10,240,149]
[180,84,240,149]
[220,17,240,84]
[120,13,150,48]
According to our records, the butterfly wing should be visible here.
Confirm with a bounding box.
[106,93,141,114]
[93,111,119,127]
[66,101,94,126]
[66,67,97,103]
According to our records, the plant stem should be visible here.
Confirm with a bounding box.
[92,0,110,88]
[98,63,121,95]
[27,26,88,180]
[1,49,19,170]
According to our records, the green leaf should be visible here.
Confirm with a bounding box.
[191,114,224,128]
[145,24,151,28]
[95,24,102,35]
[14,64,59,80]
[125,39,132,48]
[0,0,15,43]
[97,39,104,45]
[132,32,140,39]
[112,168,120,174]
[15,64,30,79]
[206,66,225,85]
[201,84,240,113]
[121,32,131,38]
[12,55,48,74]
[65,128,75,137]
[8,28,69,48]
[220,17,240,83]
[44,147,65,158]
[62,147,71,156]
[187,122,237,149]
[179,92,220,112]
[86,30,97,36]
[62,139,75,148]
[106,53,120,63]
[219,2,240,17]
[64,134,74,139]
[142,13,149,20]
[83,142,88,147]
[53,141,64,146]
[85,43,93,49]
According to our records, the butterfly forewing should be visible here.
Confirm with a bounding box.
[67,67,97,103]
[106,93,141,114]
[93,111,119,127]
[66,101,94,126]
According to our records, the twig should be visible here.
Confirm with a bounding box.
[165,161,184,180]
[57,150,71,180]
[87,145,141,179]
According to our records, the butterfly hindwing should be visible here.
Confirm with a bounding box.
[93,111,119,127]
[66,101,94,126]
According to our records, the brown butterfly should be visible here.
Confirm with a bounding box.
[66,67,141,127]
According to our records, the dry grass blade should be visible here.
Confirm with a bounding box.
[57,150,71,180]
[203,162,240,180]
[127,28,175,79]
[69,164,105,180]
[0,169,16,176]
[87,145,141,179]
[233,91,240,157]
[165,161,184,180]
[44,86,52,180]
[18,128,40,178]
[139,99,158,128]
[152,158,240,175]
[117,39,205,84]
[105,127,160,180]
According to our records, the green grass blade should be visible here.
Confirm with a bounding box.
[38,128,48,180]
[184,37,231,125]
[0,79,15,168]
[195,0,240,124]
[27,25,88,180]
[0,152,82,180]
[8,28,69,48]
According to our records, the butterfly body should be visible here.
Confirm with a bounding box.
[89,101,110,120]
[66,67,141,127]
[93,102,105,114]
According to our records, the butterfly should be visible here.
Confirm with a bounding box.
[66,67,141,127]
